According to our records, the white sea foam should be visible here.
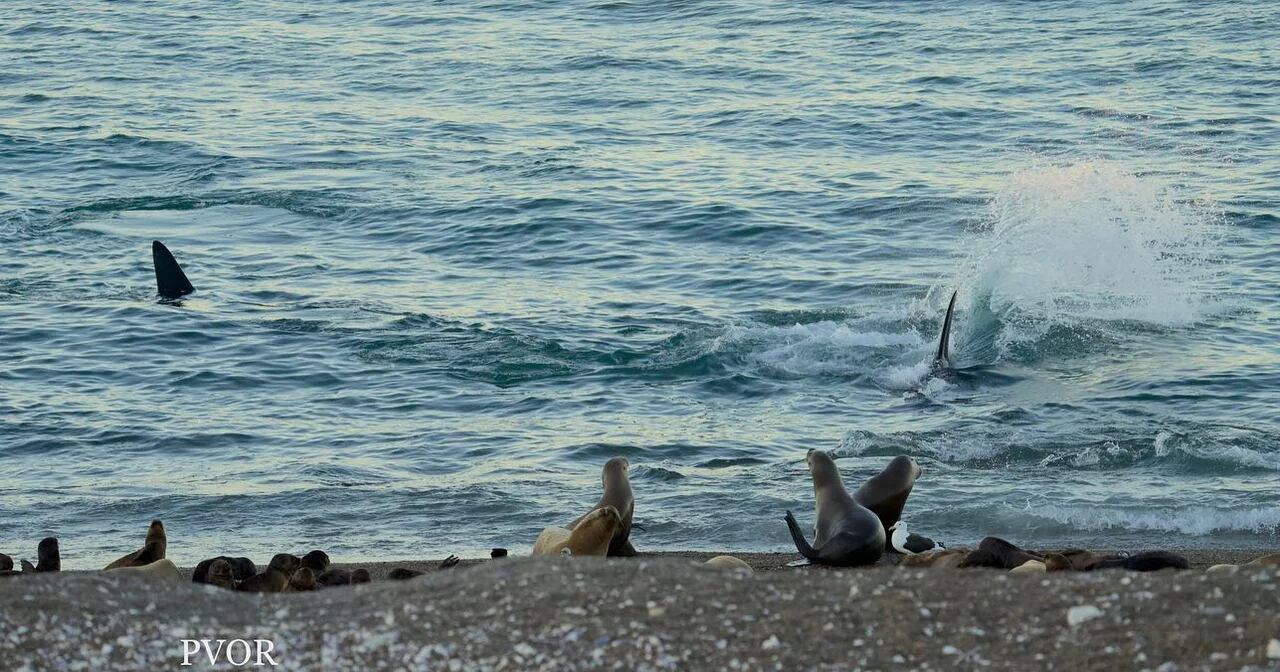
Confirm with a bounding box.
[1027,505,1280,536]
[953,159,1225,361]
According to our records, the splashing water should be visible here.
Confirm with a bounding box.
[950,160,1224,365]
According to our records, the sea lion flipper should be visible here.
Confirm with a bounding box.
[934,290,958,365]
[20,559,36,573]
[783,511,819,562]
[152,240,195,299]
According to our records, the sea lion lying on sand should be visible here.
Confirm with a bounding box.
[193,556,256,584]
[287,567,317,592]
[900,548,968,569]
[104,520,166,570]
[1085,550,1188,572]
[704,556,753,573]
[107,558,182,582]
[238,554,302,593]
[784,450,886,567]
[300,550,330,573]
[534,506,622,557]
[568,457,636,557]
[961,537,1042,570]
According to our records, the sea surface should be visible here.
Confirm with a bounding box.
[1,1,1276,569]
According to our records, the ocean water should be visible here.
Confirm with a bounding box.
[1,0,1276,569]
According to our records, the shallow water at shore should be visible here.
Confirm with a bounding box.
[2,0,1278,567]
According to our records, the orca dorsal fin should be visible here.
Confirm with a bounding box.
[152,240,195,299]
[934,290,958,365]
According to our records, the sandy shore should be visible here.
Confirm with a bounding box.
[3,550,1279,671]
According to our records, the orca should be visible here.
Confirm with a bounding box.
[932,290,958,369]
[152,240,195,299]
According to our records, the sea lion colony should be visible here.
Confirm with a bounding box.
[2,452,1273,590]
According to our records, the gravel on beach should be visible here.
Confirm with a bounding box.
[3,552,1280,671]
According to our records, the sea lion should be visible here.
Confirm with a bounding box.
[491,548,508,559]
[108,558,183,582]
[1247,553,1280,567]
[704,556,753,573]
[1085,551,1188,572]
[1042,549,1105,572]
[193,556,256,584]
[104,520,166,570]
[205,559,237,589]
[568,457,636,557]
[351,568,371,584]
[388,568,425,580]
[287,568,317,592]
[237,554,300,593]
[301,550,330,573]
[900,548,968,569]
[960,537,1042,570]
[35,537,60,572]
[1010,560,1047,574]
[317,568,353,588]
[854,456,923,535]
[784,450,886,567]
[534,506,622,557]
[0,553,11,572]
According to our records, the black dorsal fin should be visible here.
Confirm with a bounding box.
[152,240,195,299]
[934,290,957,364]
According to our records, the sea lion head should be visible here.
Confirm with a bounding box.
[568,505,622,555]
[268,553,302,574]
[146,520,166,544]
[805,450,844,489]
[301,550,330,572]
[288,567,317,592]
[603,457,630,486]
[206,559,235,589]
[889,455,922,480]
[37,537,60,572]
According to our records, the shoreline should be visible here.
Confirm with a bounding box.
[3,555,1278,670]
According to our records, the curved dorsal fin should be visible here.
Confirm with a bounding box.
[152,240,195,299]
[934,291,958,364]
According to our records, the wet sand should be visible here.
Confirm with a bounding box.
[3,550,1279,671]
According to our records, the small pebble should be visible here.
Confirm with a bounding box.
[1067,605,1104,626]
[1267,639,1280,660]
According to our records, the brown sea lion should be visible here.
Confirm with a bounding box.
[193,556,256,584]
[900,548,968,568]
[287,567,317,592]
[534,506,622,557]
[206,559,237,589]
[853,456,923,534]
[568,457,636,557]
[108,558,183,582]
[1043,549,1106,572]
[104,520,166,570]
[300,550,330,573]
[388,567,425,580]
[237,554,300,593]
[784,450,886,567]
[960,537,1042,570]
[351,568,371,584]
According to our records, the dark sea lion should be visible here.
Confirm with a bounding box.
[206,559,236,590]
[104,520,166,570]
[535,506,623,557]
[194,556,256,583]
[568,457,636,557]
[316,568,353,588]
[287,567,317,592]
[351,568,371,584]
[0,553,11,572]
[784,450,886,567]
[36,537,60,572]
[491,548,508,559]
[237,554,300,593]
[1085,550,1188,572]
[20,560,37,573]
[388,568,425,580]
[960,537,1041,570]
[854,456,923,535]
[301,550,330,573]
